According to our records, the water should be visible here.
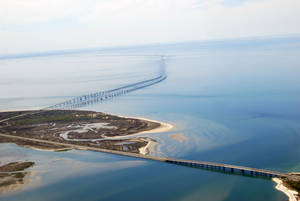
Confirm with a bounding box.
[1,37,300,200]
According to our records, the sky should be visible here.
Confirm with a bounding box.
[0,0,300,54]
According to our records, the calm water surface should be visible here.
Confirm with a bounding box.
[1,37,300,201]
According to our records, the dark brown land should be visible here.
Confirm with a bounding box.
[0,162,34,172]
[0,110,160,153]
[284,173,300,196]
[0,162,34,191]
[0,136,71,151]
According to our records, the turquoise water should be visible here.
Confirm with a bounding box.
[1,37,300,200]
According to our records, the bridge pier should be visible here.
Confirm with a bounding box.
[164,159,284,179]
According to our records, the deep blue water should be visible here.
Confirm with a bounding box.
[1,37,300,201]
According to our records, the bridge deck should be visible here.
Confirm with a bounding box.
[165,159,287,178]
[45,57,167,110]
[0,133,287,178]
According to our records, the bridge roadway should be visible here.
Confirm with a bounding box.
[45,57,167,110]
[0,133,287,179]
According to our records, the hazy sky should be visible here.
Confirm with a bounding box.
[0,0,299,54]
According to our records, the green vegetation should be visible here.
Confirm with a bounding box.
[0,110,159,155]
[9,113,92,125]
[284,179,300,193]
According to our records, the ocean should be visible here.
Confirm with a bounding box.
[1,36,300,201]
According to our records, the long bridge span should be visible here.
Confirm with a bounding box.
[2,55,289,179]
[0,133,288,179]
[45,56,167,110]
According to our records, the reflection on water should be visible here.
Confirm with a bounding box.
[0,54,162,110]
[0,143,147,197]
[0,143,286,201]
[1,37,300,200]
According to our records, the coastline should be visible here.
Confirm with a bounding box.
[273,178,299,201]
[139,140,157,155]
[112,115,173,155]
[113,114,173,135]
[60,114,173,155]
[0,109,174,136]
[21,145,72,152]
[0,109,173,137]
[0,108,39,112]
[0,110,173,155]
[104,114,173,155]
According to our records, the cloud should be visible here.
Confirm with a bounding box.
[0,0,78,25]
[220,0,249,7]
[0,0,299,54]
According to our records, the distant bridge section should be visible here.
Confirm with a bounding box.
[46,56,167,109]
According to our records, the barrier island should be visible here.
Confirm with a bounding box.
[0,110,164,154]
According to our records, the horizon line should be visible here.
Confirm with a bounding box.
[1,34,300,60]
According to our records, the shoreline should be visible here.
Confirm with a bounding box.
[57,113,173,155]
[273,178,299,201]
[21,145,72,152]
[139,140,157,155]
[103,114,173,155]
[0,109,174,137]
[0,108,39,112]
[0,110,173,155]
[113,114,173,135]
[0,109,174,136]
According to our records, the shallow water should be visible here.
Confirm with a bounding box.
[1,37,300,200]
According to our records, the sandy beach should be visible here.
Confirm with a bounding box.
[273,178,299,201]
[0,108,39,112]
[0,110,173,155]
[113,114,173,135]
[103,114,173,155]
[139,140,157,155]
[57,114,173,141]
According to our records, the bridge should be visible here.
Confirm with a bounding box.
[0,133,288,179]
[165,159,286,178]
[3,55,288,179]
[45,56,167,109]
[34,55,287,179]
